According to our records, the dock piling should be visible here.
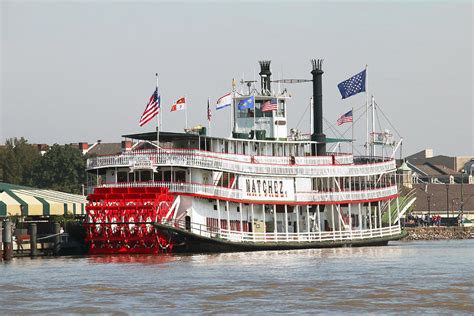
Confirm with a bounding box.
[0,221,3,262]
[29,223,37,257]
[53,222,61,256]
[3,219,13,261]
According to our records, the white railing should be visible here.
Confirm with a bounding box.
[100,181,242,200]
[88,148,338,167]
[334,155,354,165]
[87,150,394,177]
[295,186,398,202]
[167,218,402,243]
[98,181,398,203]
[217,225,401,243]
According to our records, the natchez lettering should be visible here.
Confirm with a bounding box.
[245,179,287,196]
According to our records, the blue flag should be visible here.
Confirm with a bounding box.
[237,96,255,110]
[337,69,366,99]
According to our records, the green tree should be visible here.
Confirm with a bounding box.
[29,144,87,194]
[0,137,41,185]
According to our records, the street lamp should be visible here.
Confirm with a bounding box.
[460,169,465,214]
[427,195,431,218]
[445,183,449,226]
[451,198,459,217]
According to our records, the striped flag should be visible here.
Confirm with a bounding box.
[216,93,232,110]
[337,110,353,126]
[170,97,186,112]
[207,98,212,121]
[262,98,278,112]
[139,87,160,126]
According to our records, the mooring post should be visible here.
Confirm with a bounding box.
[53,222,61,256]
[29,223,37,257]
[3,219,13,261]
[0,221,3,262]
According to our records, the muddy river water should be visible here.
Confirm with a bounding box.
[1,240,473,314]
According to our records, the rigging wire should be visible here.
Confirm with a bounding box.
[294,98,381,157]
[295,98,311,131]
[373,100,402,138]
[326,103,366,136]
[323,103,367,156]
[375,103,384,134]
[374,103,387,156]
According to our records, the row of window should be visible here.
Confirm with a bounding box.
[312,174,396,192]
[236,100,285,118]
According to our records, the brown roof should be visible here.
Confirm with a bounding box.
[87,143,121,156]
[414,163,458,177]
[415,165,439,176]
[412,183,474,213]
[428,163,458,175]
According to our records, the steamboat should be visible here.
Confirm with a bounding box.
[84,60,406,254]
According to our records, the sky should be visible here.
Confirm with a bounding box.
[1,0,472,157]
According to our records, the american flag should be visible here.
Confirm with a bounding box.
[337,110,353,126]
[139,87,160,126]
[337,69,366,99]
[207,98,212,121]
[262,99,278,112]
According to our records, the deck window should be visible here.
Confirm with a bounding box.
[117,172,128,183]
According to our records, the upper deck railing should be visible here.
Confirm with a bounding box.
[97,181,398,203]
[87,149,395,177]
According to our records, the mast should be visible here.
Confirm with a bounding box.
[231,78,236,137]
[365,65,369,156]
[310,96,313,137]
[185,94,188,129]
[207,97,211,137]
[156,73,160,148]
[352,106,355,155]
[371,95,376,157]
[253,93,256,140]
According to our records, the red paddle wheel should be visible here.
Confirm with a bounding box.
[84,187,176,255]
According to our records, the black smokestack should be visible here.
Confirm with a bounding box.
[311,59,326,156]
[259,60,271,95]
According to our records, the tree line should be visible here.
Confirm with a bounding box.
[0,137,88,195]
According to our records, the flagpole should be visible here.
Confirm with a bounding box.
[351,107,354,155]
[253,96,256,140]
[185,94,188,129]
[160,89,163,132]
[208,97,211,137]
[371,95,375,157]
[156,73,160,148]
[253,71,256,140]
[310,97,313,136]
[365,64,369,157]
[231,79,236,138]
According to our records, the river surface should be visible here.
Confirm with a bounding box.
[1,240,473,315]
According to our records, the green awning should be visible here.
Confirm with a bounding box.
[0,183,87,217]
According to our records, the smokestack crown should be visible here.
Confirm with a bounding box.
[259,60,271,75]
[258,60,272,95]
[311,59,324,74]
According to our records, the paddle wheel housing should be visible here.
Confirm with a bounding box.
[84,187,176,254]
